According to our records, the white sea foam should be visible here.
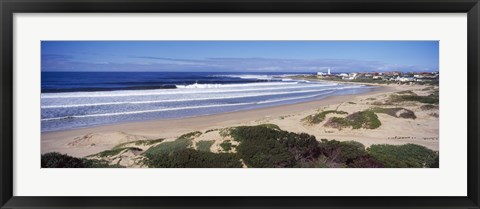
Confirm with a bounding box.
[175,81,295,88]
[41,87,358,109]
[256,91,334,104]
[41,102,255,121]
[41,91,337,121]
[41,82,337,99]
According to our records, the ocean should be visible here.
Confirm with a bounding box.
[41,72,375,132]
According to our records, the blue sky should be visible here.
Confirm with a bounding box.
[41,41,439,73]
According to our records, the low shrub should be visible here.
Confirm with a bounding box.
[347,155,384,168]
[196,140,215,152]
[318,140,366,163]
[204,129,218,134]
[367,144,438,168]
[220,140,233,151]
[396,90,415,95]
[325,111,381,129]
[96,147,142,157]
[420,104,439,110]
[41,152,122,168]
[302,110,348,124]
[257,124,281,130]
[347,111,382,129]
[113,138,165,149]
[178,131,202,140]
[144,149,242,168]
[390,93,439,104]
[230,126,300,168]
[143,137,192,156]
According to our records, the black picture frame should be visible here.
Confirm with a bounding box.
[1,0,479,208]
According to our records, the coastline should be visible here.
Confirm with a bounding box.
[41,83,439,158]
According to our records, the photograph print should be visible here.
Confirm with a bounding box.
[41,41,439,168]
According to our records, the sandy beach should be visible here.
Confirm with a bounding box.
[41,82,439,162]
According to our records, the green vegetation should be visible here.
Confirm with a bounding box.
[144,149,242,168]
[220,140,233,151]
[143,131,242,168]
[325,110,381,129]
[348,102,356,104]
[204,129,218,134]
[367,144,439,168]
[302,110,348,124]
[45,126,439,168]
[96,147,142,157]
[371,101,394,106]
[397,90,415,95]
[230,126,306,168]
[366,97,376,100]
[325,117,351,129]
[318,140,365,163]
[113,138,165,149]
[390,91,439,104]
[371,107,416,119]
[135,138,165,146]
[41,152,123,168]
[219,128,231,137]
[229,125,390,168]
[143,137,192,156]
[257,123,281,130]
[143,131,201,156]
[196,140,214,152]
[178,131,202,139]
[420,104,439,110]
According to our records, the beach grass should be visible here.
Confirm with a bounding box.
[302,110,348,125]
[389,91,439,104]
[143,137,192,156]
[325,110,381,129]
[178,131,202,140]
[113,138,165,149]
[257,123,281,130]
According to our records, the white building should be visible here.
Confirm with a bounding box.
[317,68,331,76]
[396,77,415,82]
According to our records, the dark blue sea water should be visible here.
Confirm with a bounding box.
[41,72,280,93]
[41,72,375,132]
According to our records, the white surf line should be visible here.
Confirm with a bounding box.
[41,87,357,109]
[41,82,341,99]
[41,102,254,121]
[41,91,335,121]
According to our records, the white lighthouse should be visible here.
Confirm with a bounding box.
[317,67,332,76]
